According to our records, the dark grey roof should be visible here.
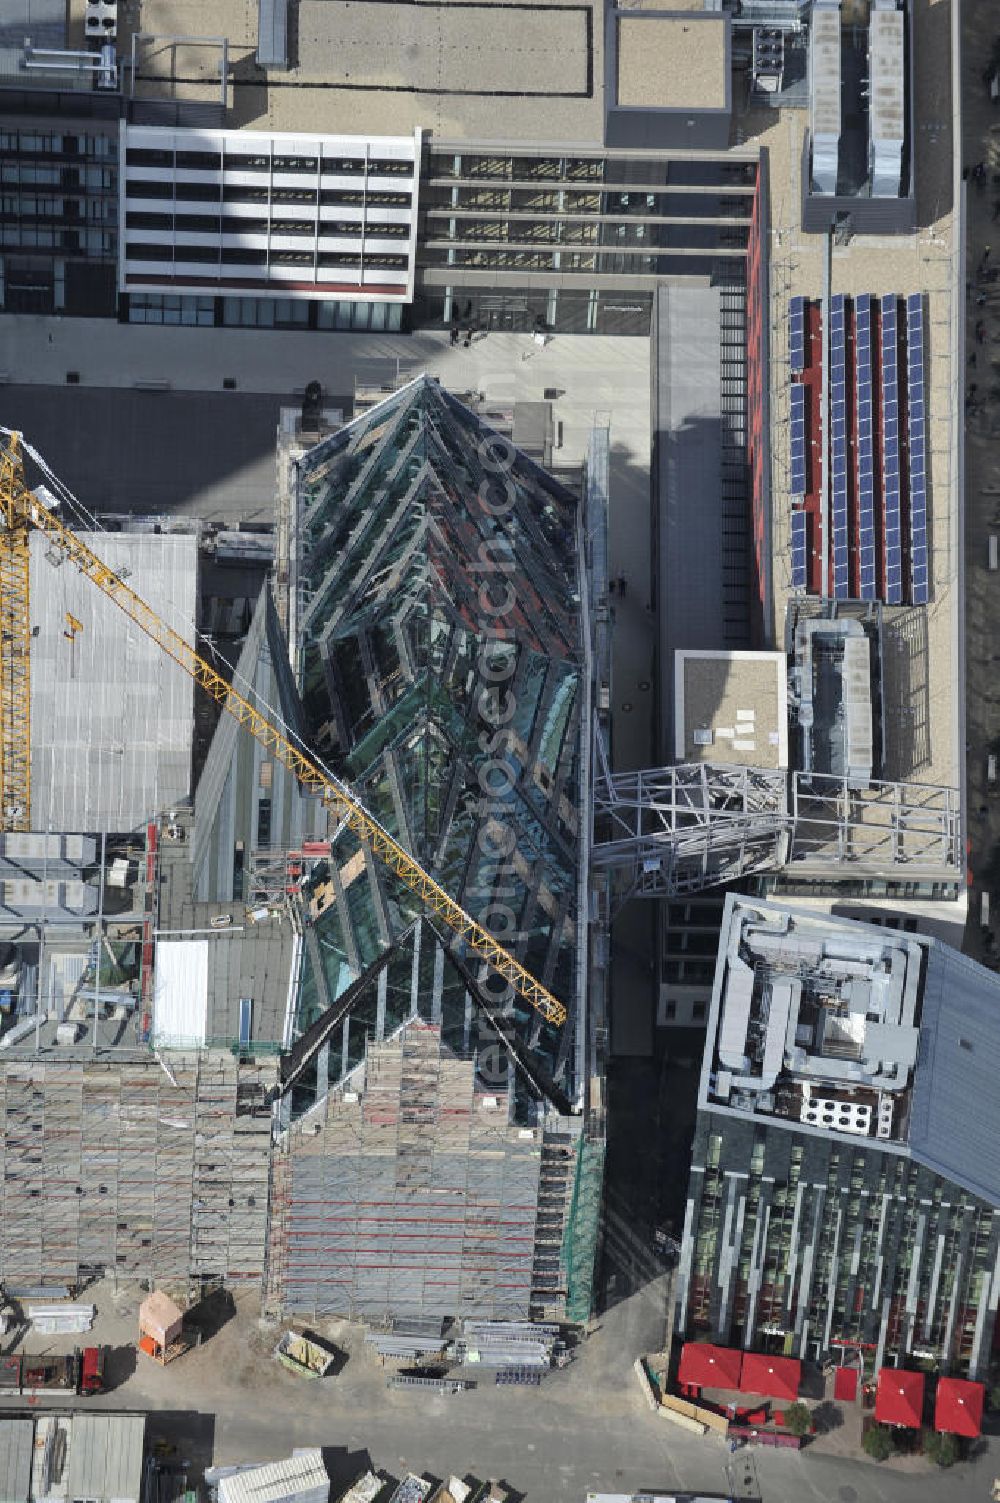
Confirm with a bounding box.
[909,942,1000,1207]
[191,586,323,903]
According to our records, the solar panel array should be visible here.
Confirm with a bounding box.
[791,508,808,589]
[830,294,849,598]
[854,293,877,601]
[790,382,807,496]
[881,293,903,604]
[789,296,806,374]
[906,293,928,605]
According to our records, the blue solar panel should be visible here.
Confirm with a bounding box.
[790,508,808,589]
[790,381,807,495]
[881,295,903,604]
[855,292,877,602]
[906,294,928,605]
[829,295,849,598]
[790,296,806,374]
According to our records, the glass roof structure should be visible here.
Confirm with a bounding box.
[292,377,586,1107]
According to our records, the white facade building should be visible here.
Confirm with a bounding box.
[119,125,421,302]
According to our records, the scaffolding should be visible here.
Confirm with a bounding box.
[593,751,962,896]
[560,1133,605,1326]
[0,1050,275,1291]
[268,1020,589,1324]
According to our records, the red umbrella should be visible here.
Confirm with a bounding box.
[739,1352,801,1402]
[934,1377,984,1438]
[677,1342,743,1390]
[874,1367,925,1428]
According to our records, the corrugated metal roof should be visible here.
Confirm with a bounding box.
[0,1420,33,1503]
[30,531,197,833]
[66,1415,145,1503]
[218,1451,328,1503]
[909,943,1000,1206]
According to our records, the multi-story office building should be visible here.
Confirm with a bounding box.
[0,0,756,332]
[675,897,1000,1378]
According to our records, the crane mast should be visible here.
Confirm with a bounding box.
[0,436,31,831]
[0,435,567,1029]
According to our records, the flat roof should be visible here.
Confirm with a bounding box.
[747,0,959,798]
[29,530,196,834]
[616,13,728,112]
[674,650,788,769]
[700,896,925,1146]
[129,0,604,141]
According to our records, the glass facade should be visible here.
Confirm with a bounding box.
[417,147,755,333]
[125,291,405,331]
[0,123,118,314]
[292,377,586,1108]
[681,1112,1000,1377]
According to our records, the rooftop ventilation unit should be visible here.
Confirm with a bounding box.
[84,0,117,39]
[869,0,905,197]
[810,1,842,195]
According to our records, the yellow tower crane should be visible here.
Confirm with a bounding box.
[0,436,32,830]
[0,433,567,1028]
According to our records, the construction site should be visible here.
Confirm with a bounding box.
[0,375,608,1328]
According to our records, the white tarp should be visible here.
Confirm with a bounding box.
[153,940,208,1045]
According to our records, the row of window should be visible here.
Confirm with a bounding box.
[427,152,757,190]
[0,131,116,157]
[127,291,404,332]
[124,212,410,237]
[126,180,412,209]
[1,164,115,190]
[126,148,414,177]
[124,243,408,270]
[1,198,116,223]
[0,226,114,253]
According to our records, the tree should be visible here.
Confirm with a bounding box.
[783,1401,813,1438]
[926,1430,959,1468]
[922,1428,942,1464]
[862,1424,895,1462]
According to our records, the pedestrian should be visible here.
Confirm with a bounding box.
[463,332,472,348]
[993,200,1000,220]
[985,245,992,262]
[618,573,627,598]
[970,351,978,368]
[608,577,617,598]
[450,324,459,346]
[977,319,986,342]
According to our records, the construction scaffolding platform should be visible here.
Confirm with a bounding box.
[0,1050,275,1289]
[268,1020,589,1324]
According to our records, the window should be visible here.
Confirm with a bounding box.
[692,1000,706,1021]
[176,150,220,170]
[129,293,214,326]
[664,999,677,1020]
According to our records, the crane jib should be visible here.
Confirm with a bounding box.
[0,437,567,1029]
